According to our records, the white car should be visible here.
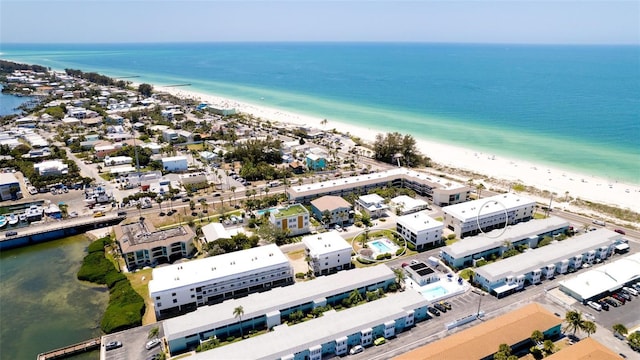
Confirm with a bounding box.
[145,338,161,350]
[349,345,364,355]
[586,301,602,311]
[623,286,638,296]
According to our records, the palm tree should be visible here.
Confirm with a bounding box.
[530,330,544,344]
[543,339,555,354]
[156,196,164,211]
[148,326,159,339]
[393,268,405,286]
[563,310,585,337]
[233,305,244,339]
[612,323,628,338]
[582,321,596,337]
[476,183,485,199]
[230,186,236,205]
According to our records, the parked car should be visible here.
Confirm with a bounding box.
[105,341,122,351]
[440,301,452,310]
[349,345,364,355]
[597,300,609,310]
[433,303,447,313]
[374,337,386,346]
[93,212,105,218]
[427,306,440,316]
[586,301,602,311]
[612,293,626,304]
[614,229,626,235]
[623,286,638,296]
[145,338,161,350]
[603,297,620,307]
[617,291,631,301]
[592,219,606,226]
[5,231,18,237]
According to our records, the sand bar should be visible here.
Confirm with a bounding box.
[154,85,640,215]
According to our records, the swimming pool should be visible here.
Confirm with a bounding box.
[256,208,276,217]
[369,239,396,254]
[420,285,449,301]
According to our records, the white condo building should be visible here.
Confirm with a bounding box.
[303,232,353,276]
[443,193,536,238]
[473,228,621,298]
[161,155,189,172]
[396,211,444,251]
[148,244,294,319]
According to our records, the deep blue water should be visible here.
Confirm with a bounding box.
[0,85,33,116]
[2,43,639,182]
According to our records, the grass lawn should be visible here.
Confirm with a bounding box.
[187,144,205,151]
[287,249,305,260]
[126,268,155,325]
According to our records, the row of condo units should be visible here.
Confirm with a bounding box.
[470,228,624,298]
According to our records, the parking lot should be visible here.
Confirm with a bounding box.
[102,323,164,360]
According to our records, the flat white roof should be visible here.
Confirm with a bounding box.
[391,195,428,210]
[443,217,570,259]
[559,252,640,300]
[359,193,385,204]
[162,155,188,162]
[302,232,352,256]
[0,172,19,186]
[201,222,231,242]
[188,289,428,360]
[148,244,289,294]
[443,193,535,223]
[397,211,443,233]
[475,228,621,283]
[288,167,467,198]
[163,265,395,341]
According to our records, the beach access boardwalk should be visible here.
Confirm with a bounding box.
[0,213,126,250]
[36,337,101,360]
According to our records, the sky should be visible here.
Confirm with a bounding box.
[0,0,638,44]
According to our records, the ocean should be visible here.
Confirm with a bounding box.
[2,43,639,183]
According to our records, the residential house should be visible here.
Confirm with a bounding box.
[310,195,353,227]
[302,231,353,276]
[268,203,310,236]
[356,194,389,219]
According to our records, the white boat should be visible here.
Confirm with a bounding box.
[0,215,7,228]
[19,213,27,222]
[8,213,18,225]
[25,205,44,221]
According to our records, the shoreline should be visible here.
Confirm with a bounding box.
[153,84,640,214]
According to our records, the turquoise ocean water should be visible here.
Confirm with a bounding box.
[2,43,638,183]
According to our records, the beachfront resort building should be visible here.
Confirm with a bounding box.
[286,167,470,207]
[441,216,570,270]
[162,155,189,172]
[395,303,562,360]
[148,244,294,319]
[162,265,398,355]
[390,195,430,215]
[302,232,353,276]
[396,211,444,251]
[0,173,22,201]
[355,194,389,219]
[114,219,196,271]
[268,203,310,236]
[559,252,640,302]
[442,193,536,238]
[310,195,354,227]
[187,289,429,359]
[473,228,621,298]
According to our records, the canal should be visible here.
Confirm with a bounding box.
[0,234,108,360]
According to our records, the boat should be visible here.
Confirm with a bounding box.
[25,205,44,222]
[0,215,7,228]
[8,213,18,225]
[19,213,27,222]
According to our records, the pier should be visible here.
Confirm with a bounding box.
[36,337,100,360]
[0,213,125,250]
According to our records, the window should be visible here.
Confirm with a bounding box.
[191,295,195,298]
[173,299,178,303]
[157,302,162,307]
[172,293,176,297]
[155,296,160,300]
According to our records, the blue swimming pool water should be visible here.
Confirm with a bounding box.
[420,286,449,301]
[369,240,393,254]
[256,208,276,217]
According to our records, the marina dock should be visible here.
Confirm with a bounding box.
[36,337,101,360]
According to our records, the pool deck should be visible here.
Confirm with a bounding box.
[408,275,469,303]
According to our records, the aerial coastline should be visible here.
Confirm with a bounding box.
[155,84,640,215]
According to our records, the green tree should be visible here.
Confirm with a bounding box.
[628,331,640,350]
[543,339,555,354]
[530,330,544,344]
[494,343,513,360]
[148,326,159,339]
[138,83,153,97]
[233,305,244,339]
[563,310,585,337]
[613,323,628,338]
[582,321,596,337]
[393,268,405,286]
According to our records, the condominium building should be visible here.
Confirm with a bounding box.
[302,232,353,276]
[442,193,536,238]
[441,217,570,269]
[355,194,389,219]
[390,195,430,215]
[396,211,443,251]
[115,219,196,271]
[309,195,354,226]
[148,244,294,319]
[0,173,21,201]
[188,290,429,360]
[269,203,310,236]
[34,159,68,176]
[162,155,189,172]
[473,229,621,298]
[163,265,396,354]
[286,167,470,206]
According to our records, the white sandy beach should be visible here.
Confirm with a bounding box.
[156,85,640,216]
